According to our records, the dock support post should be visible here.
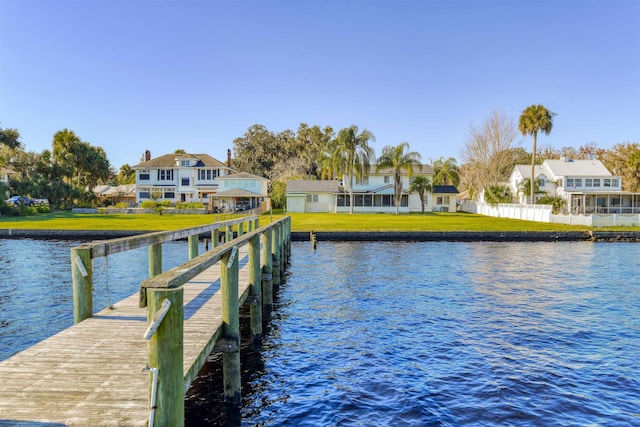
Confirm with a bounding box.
[249,234,262,345]
[261,229,273,313]
[272,223,281,288]
[149,243,162,277]
[71,246,93,324]
[226,225,233,243]
[237,221,244,237]
[212,229,219,248]
[146,287,184,427]
[188,235,198,260]
[221,246,241,405]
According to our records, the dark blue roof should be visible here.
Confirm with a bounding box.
[433,185,459,194]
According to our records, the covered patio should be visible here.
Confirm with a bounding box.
[567,191,640,214]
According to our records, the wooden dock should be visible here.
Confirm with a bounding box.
[0,217,290,426]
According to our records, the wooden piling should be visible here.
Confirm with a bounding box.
[221,246,241,404]
[188,235,198,260]
[212,228,220,248]
[261,228,273,313]
[249,234,262,345]
[272,224,281,288]
[146,287,184,427]
[71,246,93,324]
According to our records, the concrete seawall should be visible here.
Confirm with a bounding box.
[2,229,640,242]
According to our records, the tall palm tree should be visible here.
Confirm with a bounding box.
[519,105,555,204]
[376,142,422,214]
[333,125,375,214]
[432,157,460,186]
[408,175,432,214]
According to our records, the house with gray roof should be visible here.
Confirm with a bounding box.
[509,158,640,214]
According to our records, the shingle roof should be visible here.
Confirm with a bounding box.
[286,180,339,193]
[132,153,228,169]
[433,185,459,194]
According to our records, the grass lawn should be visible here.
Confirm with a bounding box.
[0,210,615,232]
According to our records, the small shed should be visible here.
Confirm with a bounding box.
[285,180,339,213]
[432,185,459,212]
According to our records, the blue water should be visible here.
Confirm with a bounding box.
[236,242,640,427]
[1,239,639,426]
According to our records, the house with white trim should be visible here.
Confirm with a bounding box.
[432,185,459,212]
[132,151,268,210]
[509,158,640,214]
[285,164,436,213]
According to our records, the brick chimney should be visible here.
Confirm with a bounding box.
[227,149,232,167]
[145,150,151,161]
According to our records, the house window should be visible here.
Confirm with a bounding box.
[182,178,190,186]
[604,179,611,187]
[612,178,619,188]
[585,178,593,187]
[384,176,390,184]
[164,192,175,199]
[180,160,190,166]
[437,196,450,205]
[567,178,582,188]
[401,195,408,207]
[593,179,601,187]
[306,194,319,202]
[139,191,150,199]
[158,169,174,181]
[355,176,369,185]
[337,194,350,206]
[198,169,215,180]
[139,170,150,180]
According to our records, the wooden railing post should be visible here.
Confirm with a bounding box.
[146,287,184,427]
[226,225,233,243]
[212,228,219,249]
[71,246,93,324]
[149,243,162,277]
[272,223,281,288]
[261,229,273,313]
[221,246,241,404]
[249,234,262,345]
[188,235,198,260]
[237,220,244,237]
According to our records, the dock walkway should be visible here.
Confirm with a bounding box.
[0,216,291,426]
[0,246,249,426]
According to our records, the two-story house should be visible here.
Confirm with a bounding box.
[285,164,436,213]
[132,151,234,206]
[509,158,640,214]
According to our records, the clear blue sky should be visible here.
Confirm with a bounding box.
[1,0,639,170]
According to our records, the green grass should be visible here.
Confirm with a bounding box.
[284,212,595,232]
[1,211,637,233]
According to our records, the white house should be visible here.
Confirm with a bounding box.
[213,172,270,213]
[132,151,234,205]
[285,164,435,213]
[509,158,640,214]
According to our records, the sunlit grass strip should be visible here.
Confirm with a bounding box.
[1,211,636,232]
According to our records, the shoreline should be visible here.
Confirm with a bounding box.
[2,229,640,242]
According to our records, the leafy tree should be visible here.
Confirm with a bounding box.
[332,125,376,214]
[376,142,422,214]
[408,175,433,214]
[295,123,334,178]
[601,142,640,192]
[537,195,566,214]
[116,164,136,184]
[484,184,512,205]
[518,177,540,199]
[432,157,460,186]
[232,124,280,178]
[518,105,555,204]
[460,110,519,200]
[0,126,22,150]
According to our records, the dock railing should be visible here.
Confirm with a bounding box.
[70,215,291,426]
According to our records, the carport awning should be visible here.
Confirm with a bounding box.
[213,189,263,198]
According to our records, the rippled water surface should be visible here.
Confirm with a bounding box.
[2,239,639,426]
[235,241,639,427]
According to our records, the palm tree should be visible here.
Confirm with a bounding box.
[376,142,422,214]
[432,157,460,186]
[332,125,375,214]
[408,175,432,214]
[519,105,555,204]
